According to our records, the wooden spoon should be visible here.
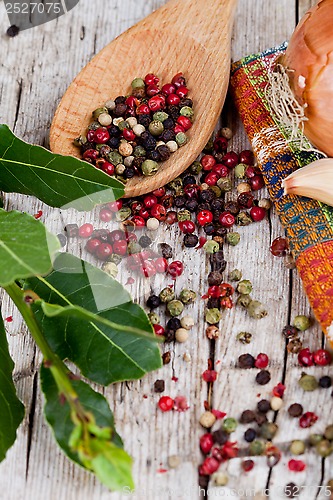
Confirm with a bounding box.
[50,0,237,198]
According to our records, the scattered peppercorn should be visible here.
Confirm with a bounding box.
[240,410,256,424]
[288,403,303,418]
[154,379,165,393]
[255,370,271,385]
[244,428,257,442]
[319,376,332,389]
[293,315,310,331]
[238,353,255,369]
[257,399,270,414]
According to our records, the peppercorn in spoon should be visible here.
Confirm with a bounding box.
[50,0,237,197]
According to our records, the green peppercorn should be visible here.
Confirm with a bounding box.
[309,434,323,446]
[237,294,252,308]
[189,161,202,175]
[226,232,240,246]
[73,135,87,147]
[205,308,222,325]
[249,440,265,456]
[261,422,278,440]
[176,132,187,147]
[177,209,191,222]
[234,163,247,179]
[101,261,118,278]
[203,240,219,254]
[148,312,160,325]
[127,241,141,254]
[293,315,310,331]
[237,279,253,295]
[236,331,252,344]
[324,425,333,441]
[222,418,238,434]
[316,439,333,457]
[229,269,242,281]
[217,177,232,192]
[168,177,183,193]
[298,373,318,391]
[290,440,305,455]
[142,160,159,176]
[108,253,122,265]
[167,300,184,317]
[204,136,214,153]
[107,151,123,166]
[88,121,102,131]
[131,77,145,89]
[210,186,222,198]
[92,107,108,120]
[247,300,268,319]
[180,106,194,119]
[153,111,169,122]
[149,120,164,136]
[236,211,252,226]
[159,287,175,303]
[132,145,146,157]
[115,207,131,221]
[117,120,128,131]
[179,288,196,304]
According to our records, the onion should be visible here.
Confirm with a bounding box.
[281,0,333,156]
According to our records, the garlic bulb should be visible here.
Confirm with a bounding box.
[282,158,333,206]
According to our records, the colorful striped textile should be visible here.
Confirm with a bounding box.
[230,43,333,344]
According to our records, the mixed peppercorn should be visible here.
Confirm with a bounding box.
[74,72,194,181]
[57,110,333,495]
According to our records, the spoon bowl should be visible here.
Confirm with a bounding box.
[50,0,237,197]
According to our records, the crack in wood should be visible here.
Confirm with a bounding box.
[25,369,38,480]
[13,79,23,133]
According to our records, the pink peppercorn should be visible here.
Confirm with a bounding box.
[202,370,217,382]
[255,353,269,369]
[288,459,306,472]
[299,411,318,428]
[200,433,214,454]
[158,396,174,412]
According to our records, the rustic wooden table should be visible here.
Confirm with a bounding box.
[1,0,332,499]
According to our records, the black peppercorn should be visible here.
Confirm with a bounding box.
[212,429,229,445]
[162,351,171,364]
[164,329,175,343]
[156,145,171,161]
[93,229,109,242]
[124,167,135,178]
[146,295,160,309]
[57,233,67,247]
[207,297,220,309]
[208,271,223,286]
[224,201,240,215]
[158,243,173,259]
[240,410,256,424]
[184,234,199,248]
[213,152,224,163]
[214,227,227,238]
[168,105,180,121]
[197,202,211,212]
[238,353,255,369]
[114,102,127,117]
[185,199,198,212]
[140,131,157,150]
[244,428,257,442]
[137,114,151,127]
[203,223,216,235]
[139,235,152,248]
[174,195,186,208]
[161,195,174,209]
[154,379,165,393]
[115,95,126,104]
[161,129,175,142]
[81,141,95,153]
[211,199,225,212]
[147,150,161,162]
[166,318,181,331]
[108,137,120,149]
[319,376,332,388]
[282,325,299,339]
[109,124,121,137]
[6,25,20,37]
[257,399,271,414]
[212,251,226,266]
[65,223,79,238]
[256,370,271,385]
[199,190,215,203]
[255,412,268,426]
[163,117,175,130]
[179,97,193,108]
[284,483,298,498]
[288,403,303,417]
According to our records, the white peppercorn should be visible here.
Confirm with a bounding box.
[180,316,195,330]
[146,217,159,231]
[126,117,137,128]
[199,411,216,428]
[166,140,178,152]
[98,112,112,127]
[133,124,146,136]
[270,396,283,411]
[175,328,189,343]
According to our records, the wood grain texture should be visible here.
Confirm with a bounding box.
[0,0,332,499]
[49,0,237,197]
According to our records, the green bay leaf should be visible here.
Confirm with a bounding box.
[27,253,162,385]
[0,125,124,210]
[0,209,60,286]
[0,313,25,462]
